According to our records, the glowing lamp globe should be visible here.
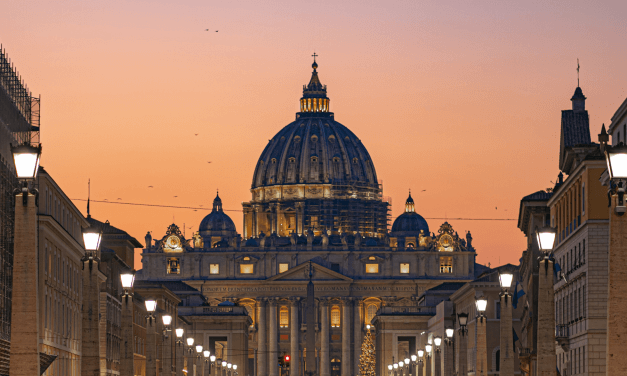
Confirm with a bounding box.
[434,337,442,347]
[399,361,404,367]
[366,324,371,330]
[120,273,135,289]
[233,365,237,370]
[145,300,157,313]
[418,349,424,358]
[425,344,433,354]
[210,355,216,362]
[176,328,184,338]
[203,350,210,358]
[222,361,227,367]
[187,338,194,346]
[162,315,172,326]
[606,142,627,179]
[11,143,41,180]
[227,363,232,369]
[446,328,454,338]
[388,365,393,371]
[499,272,514,289]
[476,296,488,313]
[411,355,417,362]
[393,363,398,369]
[196,345,203,353]
[82,225,102,252]
[535,227,556,252]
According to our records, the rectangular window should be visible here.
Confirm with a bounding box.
[330,263,340,272]
[210,264,220,274]
[310,216,319,228]
[289,216,295,229]
[400,263,410,274]
[496,301,501,319]
[280,307,289,327]
[365,264,379,274]
[167,258,180,274]
[582,184,585,215]
[240,264,254,274]
[583,239,586,263]
[279,263,289,274]
[440,256,453,273]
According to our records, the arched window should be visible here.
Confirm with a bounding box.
[280,306,289,328]
[366,304,378,324]
[331,306,341,327]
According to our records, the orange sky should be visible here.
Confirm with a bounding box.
[3,0,627,269]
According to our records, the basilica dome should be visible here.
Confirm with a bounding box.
[391,193,429,236]
[199,193,237,238]
[251,61,378,190]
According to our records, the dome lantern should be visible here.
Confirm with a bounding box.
[405,192,415,213]
[300,53,330,113]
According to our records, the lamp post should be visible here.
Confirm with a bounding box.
[196,344,204,375]
[120,271,135,376]
[203,350,211,376]
[175,328,185,376]
[80,219,104,376]
[499,269,515,376]
[475,296,488,376]
[456,312,468,376]
[8,142,41,376]
[210,355,216,376]
[227,362,232,376]
[162,314,173,375]
[388,364,393,376]
[535,226,556,376]
[602,140,627,375]
[145,299,158,376]
[425,344,433,376]
[404,358,410,376]
[222,360,227,376]
[233,364,238,376]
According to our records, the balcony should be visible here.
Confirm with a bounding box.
[376,306,436,316]
[555,325,570,351]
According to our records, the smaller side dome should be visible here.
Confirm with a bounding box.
[391,192,429,236]
[199,193,237,239]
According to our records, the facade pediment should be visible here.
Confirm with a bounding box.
[266,262,353,282]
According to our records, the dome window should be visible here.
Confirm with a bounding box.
[271,158,277,164]
[329,135,336,142]
[289,157,296,163]
[311,156,318,162]
[353,158,359,164]
[280,136,285,141]
[311,135,318,142]
[294,136,301,142]
[333,157,340,162]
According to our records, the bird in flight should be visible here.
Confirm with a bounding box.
[174,196,178,198]
[195,134,199,136]
[206,29,218,32]
[208,161,212,164]
[148,186,153,188]
[117,198,122,200]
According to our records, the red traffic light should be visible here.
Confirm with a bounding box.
[284,355,290,362]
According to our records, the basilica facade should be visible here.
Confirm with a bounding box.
[137,60,483,376]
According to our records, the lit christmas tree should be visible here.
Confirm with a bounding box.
[359,324,376,376]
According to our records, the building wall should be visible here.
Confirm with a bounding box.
[37,170,89,376]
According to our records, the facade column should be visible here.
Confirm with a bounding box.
[276,203,282,236]
[607,191,627,375]
[296,202,304,235]
[455,328,467,376]
[442,340,454,376]
[120,295,135,376]
[176,340,185,376]
[254,206,260,237]
[320,299,330,376]
[425,354,431,376]
[500,293,514,376]
[164,328,173,376]
[257,298,267,376]
[9,193,40,376]
[81,257,102,376]
[354,300,363,376]
[433,351,441,376]
[269,298,279,376]
[341,298,351,376]
[146,315,158,376]
[537,258,556,376]
[290,298,300,376]
[476,317,488,376]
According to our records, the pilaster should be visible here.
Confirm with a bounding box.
[9,193,40,376]
[320,298,330,376]
[120,295,135,376]
[500,293,514,376]
[290,297,300,376]
[268,298,279,376]
[341,298,352,376]
[537,258,556,376]
[257,298,267,376]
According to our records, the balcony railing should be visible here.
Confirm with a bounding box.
[377,306,436,315]
[555,324,569,338]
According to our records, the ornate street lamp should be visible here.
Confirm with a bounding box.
[145,300,157,320]
[425,344,432,359]
[445,327,454,346]
[475,296,488,321]
[388,364,393,376]
[196,345,203,359]
[120,272,135,298]
[433,337,442,353]
[233,364,238,376]
[175,328,185,345]
[417,349,424,365]
[535,227,556,256]
[204,350,211,369]
[605,142,627,211]
[82,224,103,265]
[11,142,41,205]
[457,312,469,336]
[162,314,172,338]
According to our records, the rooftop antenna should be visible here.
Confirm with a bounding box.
[577,58,580,87]
[87,179,91,218]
